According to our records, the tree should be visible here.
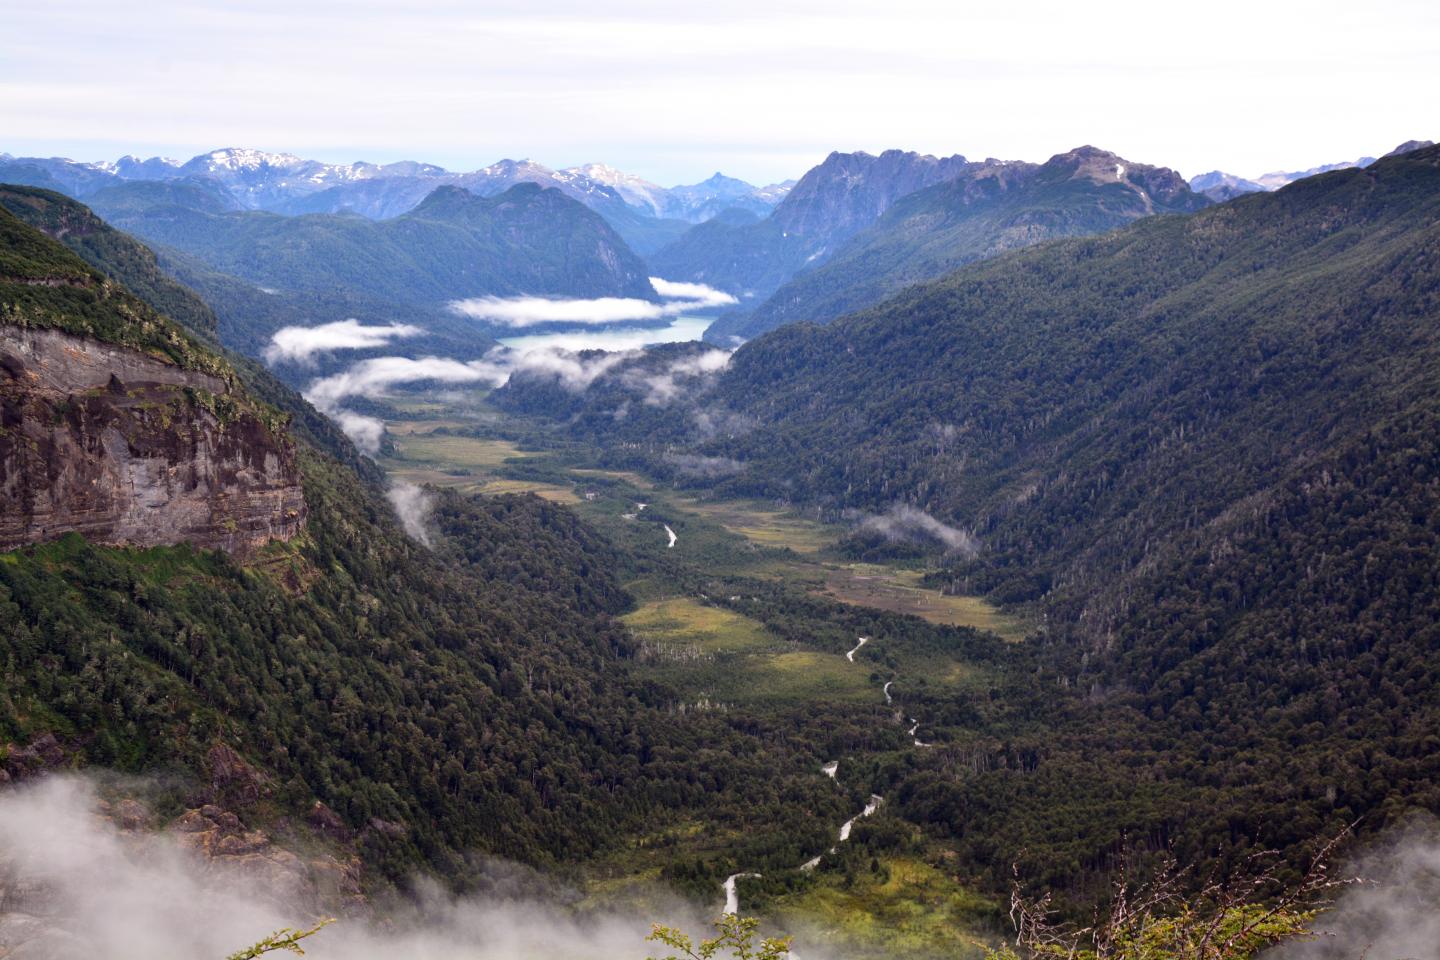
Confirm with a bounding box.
[648,915,793,960]
[224,919,333,960]
[980,834,1353,960]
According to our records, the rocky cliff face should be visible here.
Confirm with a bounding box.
[771,148,972,242]
[0,326,305,558]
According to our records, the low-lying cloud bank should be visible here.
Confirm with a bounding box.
[4,778,1436,959]
[301,344,734,454]
[264,319,421,365]
[624,349,733,406]
[0,776,809,960]
[448,277,736,328]
[301,349,647,453]
[302,356,511,454]
[1267,816,1440,960]
[662,452,746,479]
[268,290,739,454]
[306,356,509,411]
[647,278,738,309]
[858,504,979,557]
[386,480,435,546]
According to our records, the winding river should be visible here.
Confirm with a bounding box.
[723,872,762,916]
[722,637,935,917]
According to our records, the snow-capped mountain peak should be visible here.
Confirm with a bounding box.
[191,147,306,172]
[564,162,667,215]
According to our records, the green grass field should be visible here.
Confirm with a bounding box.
[774,855,998,959]
[623,598,877,706]
[820,564,1030,641]
[379,425,582,502]
[673,497,841,555]
[385,432,536,468]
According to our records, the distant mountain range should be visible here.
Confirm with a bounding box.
[0,147,793,255]
[77,179,653,370]
[1188,139,1433,201]
[6,138,1431,363]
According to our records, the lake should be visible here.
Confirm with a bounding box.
[496,315,712,353]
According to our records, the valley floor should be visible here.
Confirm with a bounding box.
[376,395,1027,957]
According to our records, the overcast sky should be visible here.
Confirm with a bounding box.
[3,0,1436,186]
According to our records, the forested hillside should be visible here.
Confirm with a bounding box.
[704,146,1440,617]
[91,181,656,309]
[495,146,1440,896]
[8,144,1440,944]
[0,184,377,468]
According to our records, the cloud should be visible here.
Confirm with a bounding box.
[1268,815,1440,960]
[304,348,645,452]
[691,406,756,442]
[448,278,738,328]
[624,348,733,405]
[858,504,979,557]
[334,410,386,455]
[647,278,738,308]
[303,356,509,454]
[0,775,828,960]
[386,480,435,545]
[449,295,670,327]
[263,319,422,365]
[662,452,746,479]
[305,356,509,411]
[508,347,641,392]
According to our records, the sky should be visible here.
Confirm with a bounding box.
[2,0,1436,186]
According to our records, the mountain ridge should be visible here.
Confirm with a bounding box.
[649,148,973,308]
[712,144,1209,341]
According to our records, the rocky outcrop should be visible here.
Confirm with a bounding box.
[0,326,304,558]
[0,734,69,785]
[169,804,366,916]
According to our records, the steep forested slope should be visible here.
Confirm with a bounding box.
[7,179,653,379]
[695,147,1439,607]
[0,184,378,471]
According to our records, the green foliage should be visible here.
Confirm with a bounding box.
[982,905,1313,960]
[648,915,792,960]
[0,455,652,876]
[0,184,373,474]
[0,183,221,336]
[225,918,333,960]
